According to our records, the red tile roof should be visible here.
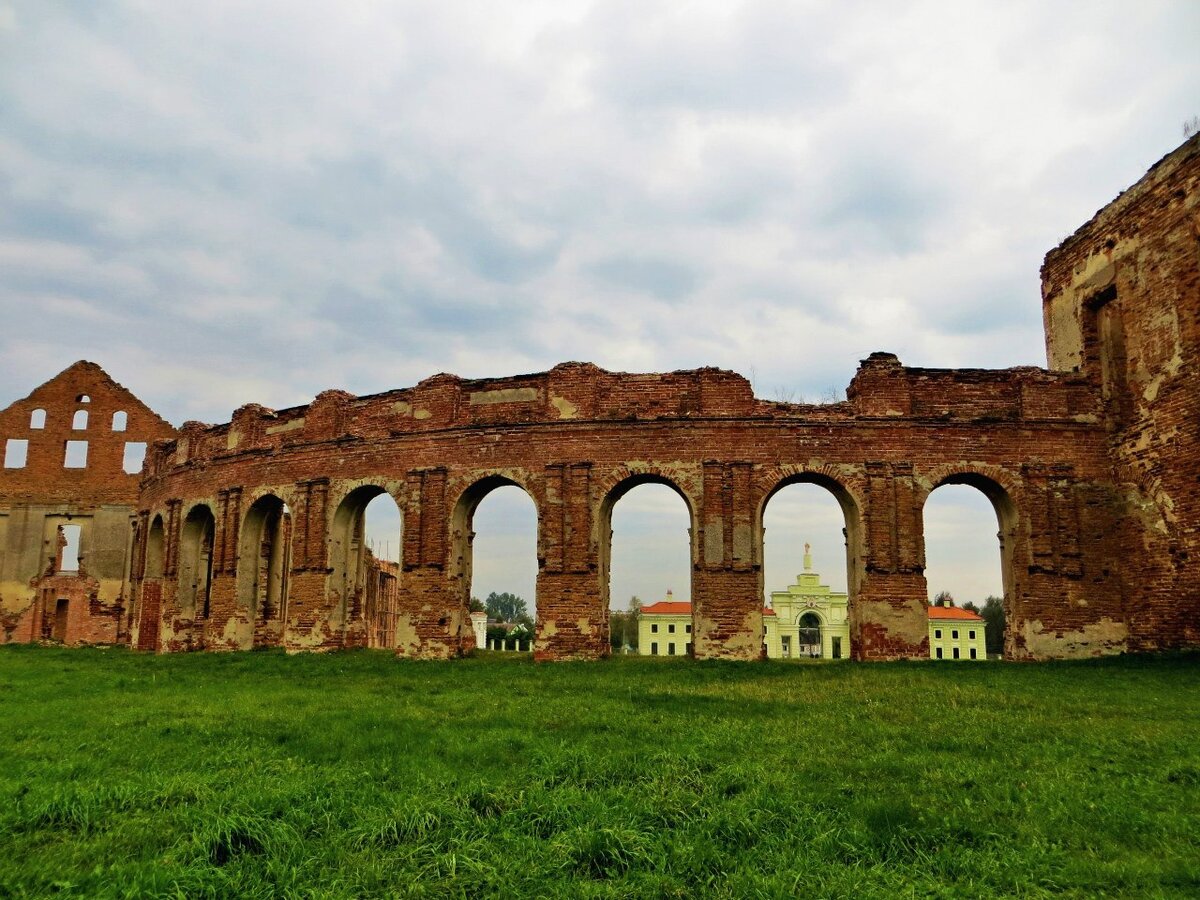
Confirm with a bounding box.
[927,605,984,622]
[640,600,692,615]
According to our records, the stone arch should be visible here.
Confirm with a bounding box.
[236,493,291,648]
[328,483,403,644]
[756,465,866,602]
[449,473,542,632]
[597,468,700,618]
[920,467,1019,657]
[177,503,216,621]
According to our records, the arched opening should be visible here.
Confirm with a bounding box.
[923,476,1015,661]
[329,486,402,648]
[237,495,291,647]
[601,476,694,657]
[798,612,822,658]
[452,477,538,653]
[178,505,216,621]
[760,475,860,660]
[72,410,88,430]
[112,411,127,432]
[145,516,165,579]
[29,408,46,429]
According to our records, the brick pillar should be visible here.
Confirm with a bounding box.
[285,478,334,651]
[536,462,607,660]
[395,468,460,658]
[205,487,243,650]
[854,461,928,660]
[693,461,761,659]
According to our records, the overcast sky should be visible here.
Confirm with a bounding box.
[2,1,1197,611]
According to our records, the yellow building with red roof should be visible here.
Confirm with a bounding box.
[928,604,986,660]
[636,591,694,656]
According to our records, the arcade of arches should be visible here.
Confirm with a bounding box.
[1,136,1198,660]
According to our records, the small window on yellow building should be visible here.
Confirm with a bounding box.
[953,647,960,659]
[668,624,675,633]
[952,629,959,640]
[668,643,675,655]
[651,623,658,633]
[936,647,943,659]
[685,624,691,634]
[935,629,942,639]
[969,630,976,640]
[651,642,658,655]
[970,648,977,659]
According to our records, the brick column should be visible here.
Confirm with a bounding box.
[854,461,928,660]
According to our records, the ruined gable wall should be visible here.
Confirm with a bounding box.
[1042,134,1200,649]
[0,362,175,644]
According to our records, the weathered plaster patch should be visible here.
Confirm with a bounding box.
[550,395,578,419]
[1021,617,1128,658]
[265,417,305,435]
[470,387,540,405]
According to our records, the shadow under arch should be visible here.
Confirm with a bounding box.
[237,493,291,649]
[598,472,698,630]
[178,503,216,622]
[328,484,402,646]
[758,470,865,609]
[450,474,541,643]
[922,471,1019,657]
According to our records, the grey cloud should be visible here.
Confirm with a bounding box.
[587,255,699,301]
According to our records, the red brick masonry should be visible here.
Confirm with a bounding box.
[2,136,1197,661]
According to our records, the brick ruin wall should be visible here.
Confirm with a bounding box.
[2,135,1196,661]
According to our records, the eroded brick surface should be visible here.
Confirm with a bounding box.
[2,137,1197,661]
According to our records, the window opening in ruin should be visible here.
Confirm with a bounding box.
[179,506,216,621]
[76,394,90,403]
[112,410,127,431]
[923,478,1013,660]
[72,410,88,430]
[606,479,692,654]
[64,440,88,468]
[146,517,165,579]
[464,483,537,652]
[761,477,858,661]
[30,409,46,429]
[58,523,82,572]
[236,496,290,648]
[330,487,403,649]
[4,438,28,468]
[122,442,147,474]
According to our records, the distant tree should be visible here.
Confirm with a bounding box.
[1184,115,1200,139]
[628,595,641,613]
[981,596,1005,656]
[933,590,954,607]
[485,591,528,624]
[468,595,486,613]
[962,601,980,614]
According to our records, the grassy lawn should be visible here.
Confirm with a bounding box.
[1,647,1198,898]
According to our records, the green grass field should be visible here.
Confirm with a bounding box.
[1,647,1198,898]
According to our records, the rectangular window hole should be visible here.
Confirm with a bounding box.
[123,442,147,474]
[59,524,81,572]
[64,440,88,469]
[4,439,28,468]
